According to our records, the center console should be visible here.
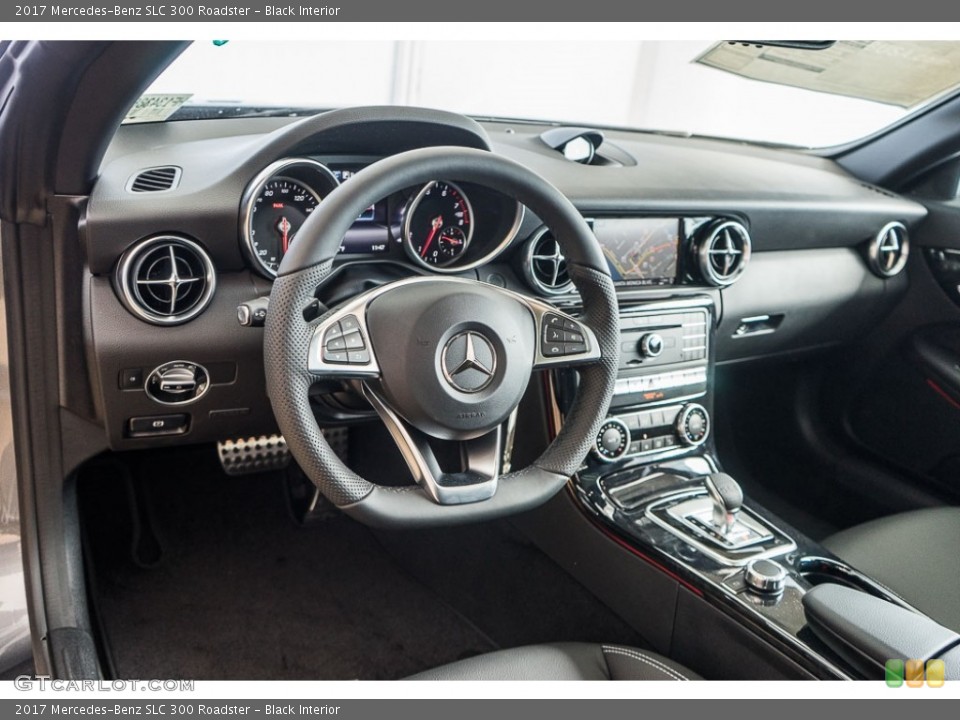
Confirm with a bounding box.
[547,286,942,680]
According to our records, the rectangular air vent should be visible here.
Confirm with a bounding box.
[127,166,181,193]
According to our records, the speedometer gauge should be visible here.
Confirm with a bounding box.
[240,158,339,278]
[249,178,320,274]
[403,181,474,268]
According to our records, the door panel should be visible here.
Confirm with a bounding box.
[842,199,960,502]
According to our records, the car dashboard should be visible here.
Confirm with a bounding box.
[82,106,926,455]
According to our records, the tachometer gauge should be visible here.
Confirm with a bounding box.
[403,181,474,268]
[240,158,339,278]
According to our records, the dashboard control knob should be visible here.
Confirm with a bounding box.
[592,418,630,462]
[145,361,210,406]
[744,559,787,595]
[639,333,664,358]
[676,403,709,446]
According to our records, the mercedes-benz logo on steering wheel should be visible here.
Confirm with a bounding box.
[441,331,497,393]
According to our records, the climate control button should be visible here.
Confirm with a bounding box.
[592,418,631,462]
[675,403,710,446]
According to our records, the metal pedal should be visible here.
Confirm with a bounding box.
[217,428,349,477]
[217,434,290,476]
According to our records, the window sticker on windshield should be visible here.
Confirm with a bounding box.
[697,41,960,108]
[124,94,193,124]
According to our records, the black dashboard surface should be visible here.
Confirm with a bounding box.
[81,106,928,452]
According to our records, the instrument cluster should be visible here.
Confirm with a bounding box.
[240,156,524,278]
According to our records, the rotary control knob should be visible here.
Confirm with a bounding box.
[744,559,787,595]
[592,418,630,462]
[638,333,664,358]
[145,361,210,405]
[675,403,709,447]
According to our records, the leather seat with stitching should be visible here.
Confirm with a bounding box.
[823,506,960,633]
[408,642,699,681]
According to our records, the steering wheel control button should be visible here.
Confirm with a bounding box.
[592,418,630,461]
[145,362,209,405]
[325,336,347,352]
[323,349,349,364]
[545,326,565,344]
[676,403,710,446]
[541,313,590,358]
[343,332,365,350]
[744,559,787,595]
[442,331,497,393]
[339,315,361,334]
[127,414,189,438]
[323,323,345,342]
[319,316,370,365]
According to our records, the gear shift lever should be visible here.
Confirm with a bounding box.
[703,473,743,536]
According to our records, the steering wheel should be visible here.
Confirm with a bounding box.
[264,147,619,527]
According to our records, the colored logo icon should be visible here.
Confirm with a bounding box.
[905,659,925,687]
[885,659,904,687]
[926,659,945,688]
[886,658,946,687]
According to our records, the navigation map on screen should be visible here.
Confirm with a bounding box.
[593,217,680,285]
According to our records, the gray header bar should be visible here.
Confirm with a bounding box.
[3,1,958,22]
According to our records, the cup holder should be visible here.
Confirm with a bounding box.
[797,556,911,609]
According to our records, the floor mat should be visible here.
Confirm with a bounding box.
[374,521,646,650]
[81,449,497,680]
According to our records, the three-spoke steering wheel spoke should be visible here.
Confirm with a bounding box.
[362,383,503,505]
[307,292,382,379]
[302,276,600,506]
[522,295,602,370]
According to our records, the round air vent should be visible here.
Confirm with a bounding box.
[697,220,752,287]
[115,235,216,325]
[868,221,909,278]
[523,227,573,295]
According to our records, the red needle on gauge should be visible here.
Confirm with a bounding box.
[420,215,444,258]
[277,216,292,253]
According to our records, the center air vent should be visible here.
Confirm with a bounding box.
[127,166,181,193]
[523,228,573,295]
[697,220,752,287]
[115,235,216,325]
[868,222,909,278]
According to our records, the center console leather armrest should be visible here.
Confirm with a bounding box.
[802,583,960,679]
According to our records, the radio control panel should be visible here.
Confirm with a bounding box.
[586,301,713,465]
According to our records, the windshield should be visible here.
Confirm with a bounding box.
[135,40,960,148]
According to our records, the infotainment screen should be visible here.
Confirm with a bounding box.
[592,217,680,286]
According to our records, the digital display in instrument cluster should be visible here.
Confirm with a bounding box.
[330,168,377,222]
[593,217,680,286]
[329,166,391,255]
